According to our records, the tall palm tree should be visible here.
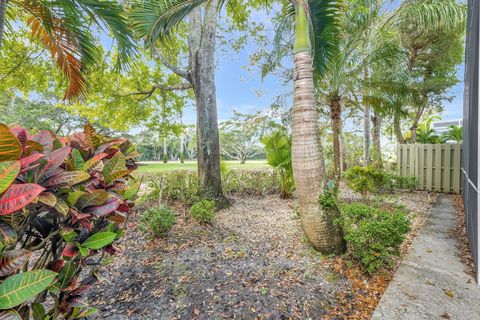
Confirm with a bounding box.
[291,0,346,253]
[0,0,135,99]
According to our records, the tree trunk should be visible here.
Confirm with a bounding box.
[372,112,383,168]
[188,3,225,203]
[0,0,6,52]
[291,4,345,254]
[179,133,185,163]
[163,138,168,163]
[363,104,371,165]
[329,96,342,192]
[394,113,405,144]
[318,135,327,182]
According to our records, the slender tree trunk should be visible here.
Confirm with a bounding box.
[188,2,225,203]
[329,96,342,192]
[372,112,383,168]
[363,104,371,165]
[179,133,185,163]
[0,0,6,52]
[394,113,405,144]
[291,4,345,254]
[163,138,168,163]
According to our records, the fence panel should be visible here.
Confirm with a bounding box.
[397,144,462,194]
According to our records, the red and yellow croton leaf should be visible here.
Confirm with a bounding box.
[19,154,44,173]
[0,249,32,277]
[0,184,45,216]
[85,197,121,217]
[0,125,22,162]
[0,221,16,246]
[44,171,90,187]
[0,161,20,194]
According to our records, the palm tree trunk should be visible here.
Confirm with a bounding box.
[292,3,345,254]
[372,112,383,167]
[394,113,405,144]
[0,0,7,52]
[329,95,342,191]
[188,2,225,203]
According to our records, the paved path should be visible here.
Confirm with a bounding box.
[372,194,480,320]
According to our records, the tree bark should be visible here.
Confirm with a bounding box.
[292,51,345,254]
[329,96,342,192]
[394,113,405,144]
[188,2,225,203]
[163,138,168,163]
[372,112,383,168]
[363,104,371,165]
[179,133,185,163]
[0,0,6,52]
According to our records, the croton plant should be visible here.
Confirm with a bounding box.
[0,123,139,319]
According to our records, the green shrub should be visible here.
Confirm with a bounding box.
[344,166,418,197]
[139,205,176,237]
[338,203,411,273]
[145,169,281,206]
[397,176,419,192]
[343,166,386,198]
[190,199,216,224]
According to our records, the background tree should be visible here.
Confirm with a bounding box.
[0,0,135,99]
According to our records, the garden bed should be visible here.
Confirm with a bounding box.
[89,189,436,319]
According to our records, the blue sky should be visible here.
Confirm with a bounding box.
[179,2,465,126]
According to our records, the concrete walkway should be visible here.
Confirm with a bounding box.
[372,194,480,320]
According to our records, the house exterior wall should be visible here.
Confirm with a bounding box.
[462,0,480,284]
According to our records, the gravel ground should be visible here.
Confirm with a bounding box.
[89,187,436,320]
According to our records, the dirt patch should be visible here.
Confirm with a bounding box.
[89,189,435,320]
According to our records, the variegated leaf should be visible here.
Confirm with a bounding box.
[0,184,45,216]
[0,249,32,276]
[85,197,121,217]
[0,162,20,194]
[44,171,90,187]
[0,125,22,161]
[38,192,57,207]
[0,222,16,246]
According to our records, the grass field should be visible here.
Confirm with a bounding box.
[136,160,269,173]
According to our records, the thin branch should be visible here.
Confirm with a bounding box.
[152,49,190,81]
[122,82,193,100]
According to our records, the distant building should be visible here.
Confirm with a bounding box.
[431,119,463,135]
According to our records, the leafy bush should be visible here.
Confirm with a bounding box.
[190,199,216,224]
[343,166,386,198]
[144,169,281,206]
[261,130,295,198]
[396,176,419,192]
[344,166,418,197]
[139,205,176,238]
[0,123,138,318]
[338,203,410,272]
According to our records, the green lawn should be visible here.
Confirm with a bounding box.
[136,160,270,173]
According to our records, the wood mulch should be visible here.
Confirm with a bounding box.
[89,189,436,320]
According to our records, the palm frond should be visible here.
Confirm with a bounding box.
[71,0,137,70]
[130,0,210,47]
[308,0,343,78]
[390,0,467,33]
[20,0,100,99]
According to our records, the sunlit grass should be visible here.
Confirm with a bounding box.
[136,160,269,173]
